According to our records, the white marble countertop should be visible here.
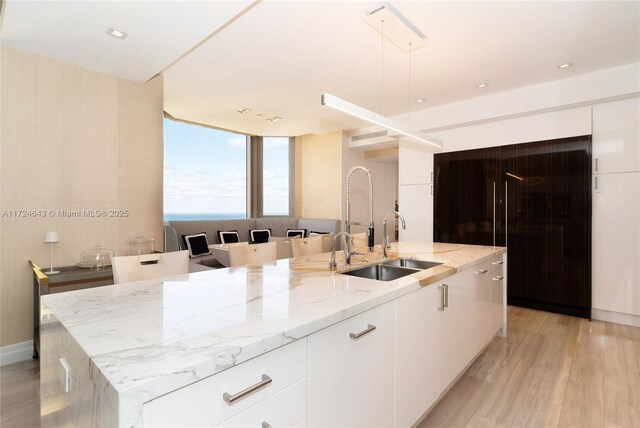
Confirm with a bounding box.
[41,241,505,424]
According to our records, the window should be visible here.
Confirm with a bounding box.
[163,118,247,221]
[262,137,291,216]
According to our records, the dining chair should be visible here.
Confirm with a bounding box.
[112,250,189,284]
[228,242,277,268]
[290,236,324,257]
[268,236,297,260]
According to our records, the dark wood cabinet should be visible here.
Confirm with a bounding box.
[434,136,592,318]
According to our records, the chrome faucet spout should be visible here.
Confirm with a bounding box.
[345,165,374,251]
[382,211,407,258]
[329,232,353,270]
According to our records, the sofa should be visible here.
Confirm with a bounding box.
[164,218,341,272]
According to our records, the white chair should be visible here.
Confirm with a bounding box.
[228,242,277,267]
[290,236,324,257]
[309,233,335,253]
[269,236,297,260]
[111,250,189,284]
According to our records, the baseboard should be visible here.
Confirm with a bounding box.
[0,340,33,366]
[592,308,640,327]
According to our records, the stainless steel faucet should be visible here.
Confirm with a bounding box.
[329,232,353,269]
[382,211,406,258]
[345,165,374,251]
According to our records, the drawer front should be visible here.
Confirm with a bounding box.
[216,378,307,428]
[149,338,307,427]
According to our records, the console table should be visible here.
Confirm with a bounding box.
[29,260,114,358]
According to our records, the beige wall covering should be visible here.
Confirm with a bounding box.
[294,131,342,220]
[0,46,163,347]
[294,130,398,244]
[341,133,398,244]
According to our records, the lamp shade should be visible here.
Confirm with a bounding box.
[44,231,60,243]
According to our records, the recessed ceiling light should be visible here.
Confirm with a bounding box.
[414,98,426,103]
[266,116,282,122]
[477,83,489,88]
[236,107,252,114]
[106,28,128,39]
[558,63,572,69]
[255,114,263,117]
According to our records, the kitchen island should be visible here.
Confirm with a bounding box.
[40,241,506,427]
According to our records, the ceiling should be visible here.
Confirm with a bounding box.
[2,1,639,136]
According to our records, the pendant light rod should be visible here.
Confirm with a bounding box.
[321,93,442,149]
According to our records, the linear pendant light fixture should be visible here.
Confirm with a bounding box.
[321,93,442,149]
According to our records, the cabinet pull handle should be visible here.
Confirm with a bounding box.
[349,324,376,340]
[438,285,445,311]
[595,158,598,172]
[444,283,449,308]
[595,176,598,190]
[431,171,434,182]
[492,260,504,265]
[475,269,488,274]
[492,275,504,281]
[262,422,272,428]
[430,184,433,196]
[223,374,272,405]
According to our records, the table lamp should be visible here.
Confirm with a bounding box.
[44,231,60,274]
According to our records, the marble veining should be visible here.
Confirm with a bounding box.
[41,241,505,426]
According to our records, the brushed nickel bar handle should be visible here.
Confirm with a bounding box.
[595,176,598,191]
[492,275,504,281]
[438,285,445,311]
[350,324,376,340]
[475,269,488,274]
[223,374,272,405]
[595,158,598,172]
[492,260,504,265]
[444,283,449,308]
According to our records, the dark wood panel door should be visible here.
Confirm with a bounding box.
[434,147,499,246]
[501,136,592,317]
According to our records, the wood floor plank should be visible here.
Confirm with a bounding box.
[417,374,493,428]
[604,336,640,428]
[557,320,606,428]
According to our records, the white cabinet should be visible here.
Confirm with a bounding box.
[216,378,307,428]
[399,145,434,243]
[592,98,640,174]
[148,338,307,427]
[438,268,491,392]
[489,256,506,337]
[399,145,433,185]
[308,302,395,428]
[592,172,640,316]
[395,258,499,426]
[395,284,442,427]
[398,184,433,242]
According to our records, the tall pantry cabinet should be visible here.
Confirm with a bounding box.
[591,97,640,324]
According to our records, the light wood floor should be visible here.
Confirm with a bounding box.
[418,306,640,428]
[1,306,639,428]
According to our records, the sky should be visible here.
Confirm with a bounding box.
[163,118,289,216]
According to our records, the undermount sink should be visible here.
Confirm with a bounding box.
[382,258,442,270]
[341,264,419,282]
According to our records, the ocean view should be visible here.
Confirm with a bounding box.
[163,213,247,221]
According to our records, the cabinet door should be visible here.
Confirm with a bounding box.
[395,284,442,427]
[490,259,506,337]
[216,378,307,428]
[308,302,395,427]
[438,268,491,393]
[399,145,433,185]
[592,98,640,174]
[592,172,640,316]
[399,184,433,242]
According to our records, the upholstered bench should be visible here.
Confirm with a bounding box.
[164,218,341,272]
